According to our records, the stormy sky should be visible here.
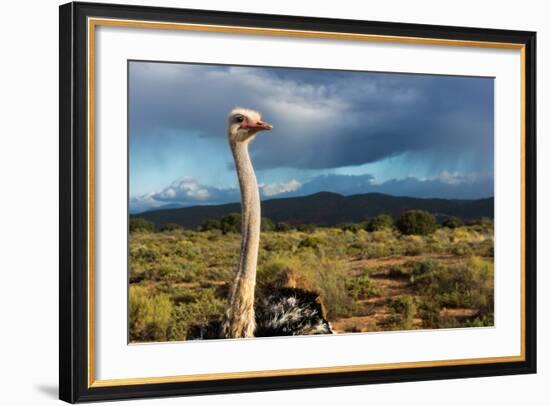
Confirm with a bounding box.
[129,61,494,213]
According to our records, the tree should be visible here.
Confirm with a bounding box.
[339,223,362,233]
[297,223,316,233]
[395,210,437,235]
[442,216,463,229]
[200,219,221,232]
[160,223,182,232]
[220,213,242,234]
[275,222,292,232]
[367,214,394,231]
[129,217,155,233]
[261,217,275,232]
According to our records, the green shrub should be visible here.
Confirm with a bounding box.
[257,253,352,319]
[388,265,408,279]
[130,243,160,263]
[474,239,494,257]
[150,262,181,281]
[339,223,363,233]
[261,217,275,232]
[263,236,295,252]
[418,298,441,328]
[410,260,439,285]
[129,217,155,233]
[160,223,182,232]
[386,295,417,330]
[411,257,494,315]
[201,219,221,231]
[401,235,425,256]
[367,214,394,231]
[170,289,225,340]
[220,213,242,234]
[297,224,316,233]
[364,242,392,258]
[173,240,201,260]
[275,222,292,232]
[347,274,380,300]
[298,236,322,249]
[450,242,473,256]
[442,217,463,229]
[396,210,437,235]
[145,261,200,283]
[129,287,173,341]
[463,314,494,327]
[370,228,394,242]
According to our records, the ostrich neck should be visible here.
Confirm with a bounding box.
[232,142,261,281]
[222,141,261,338]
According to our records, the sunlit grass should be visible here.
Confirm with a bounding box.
[129,222,494,342]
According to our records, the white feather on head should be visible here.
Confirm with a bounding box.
[228,107,262,122]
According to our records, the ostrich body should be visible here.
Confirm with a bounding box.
[187,108,333,340]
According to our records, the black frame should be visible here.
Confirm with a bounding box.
[60,1,537,403]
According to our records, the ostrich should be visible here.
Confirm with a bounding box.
[187,108,333,340]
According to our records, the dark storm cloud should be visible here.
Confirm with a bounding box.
[129,62,494,172]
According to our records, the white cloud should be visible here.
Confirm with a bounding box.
[130,177,238,213]
[261,179,302,197]
[130,176,305,212]
[434,171,480,185]
[154,177,211,201]
[130,171,493,214]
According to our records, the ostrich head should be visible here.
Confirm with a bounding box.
[227,107,273,144]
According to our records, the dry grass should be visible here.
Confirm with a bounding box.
[129,222,494,342]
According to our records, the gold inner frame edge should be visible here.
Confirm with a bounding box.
[87,17,527,388]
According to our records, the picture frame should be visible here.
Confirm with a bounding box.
[59,1,537,403]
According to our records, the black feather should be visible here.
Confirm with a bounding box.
[187,287,333,340]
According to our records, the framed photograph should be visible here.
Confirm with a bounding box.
[59,1,537,403]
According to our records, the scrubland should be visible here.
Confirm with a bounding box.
[129,215,494,342]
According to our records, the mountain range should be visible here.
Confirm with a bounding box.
[132,192,494,229]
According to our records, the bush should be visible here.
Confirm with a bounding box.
[411,257,494,315]
[130,243,160,263]
[396,210,437,235]
[388,265,408,279]
[418,298,441,328]
[297,224,316,233]
[386,295,417,330]
[347,274,380,300]
[401,235,425,256]
[257,253,352,318]
[298,236,322,249]
[364,242,392,258]
[261,217,275,232]
[173,240,201,260]
[410,260,439,285]
[367,214,394,231]
[200,219,221,232]
[200,214,244,233]
[442,217,463,229]
[129,286,173,341]
[171,289,225,340]
[160,223,182,232]
[129,217,155,233]
[263,236,295,252]
[275,222,292,232]
[220,213,242,234]
[450,242,473,256]
[339,223,363,233]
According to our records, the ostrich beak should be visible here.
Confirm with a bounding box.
[243,120,273,131]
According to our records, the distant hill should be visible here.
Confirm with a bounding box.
[132,192,493,229]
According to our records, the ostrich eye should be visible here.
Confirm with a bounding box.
[235,115,244,123]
